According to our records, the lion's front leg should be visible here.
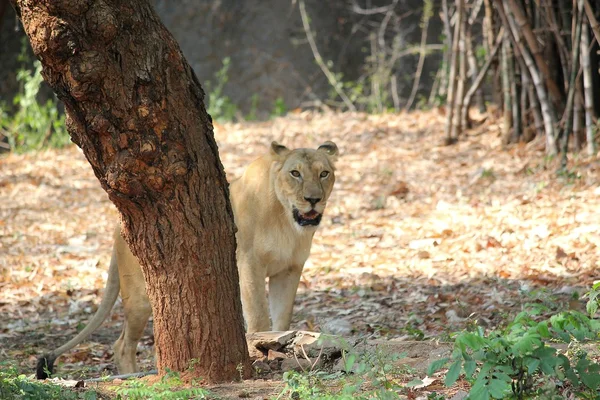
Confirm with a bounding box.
[238,255,270,332]
[268,266,303,331]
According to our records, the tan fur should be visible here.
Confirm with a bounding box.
[37,141,338,376]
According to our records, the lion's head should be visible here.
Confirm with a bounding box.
[270,141,338,230]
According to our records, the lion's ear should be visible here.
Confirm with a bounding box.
[271,141,290,158]
[317,141,339,161]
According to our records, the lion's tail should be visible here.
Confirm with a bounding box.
[36,244,121,379]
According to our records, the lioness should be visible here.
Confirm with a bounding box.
[36,141,338,378]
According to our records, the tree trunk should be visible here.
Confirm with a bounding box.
[453,1,468,138]
[506,0,564,109]
[581,22,596,155]
[560,0,584,164]
[445,0,464,144]
[496,0,559,153]
[501,36,514,143]
[439,0,453,98]
[11,0,251,383]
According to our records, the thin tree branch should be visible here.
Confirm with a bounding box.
[298,0,356,111]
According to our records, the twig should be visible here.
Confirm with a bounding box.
[298,0,356,111]
[350,0,398,15]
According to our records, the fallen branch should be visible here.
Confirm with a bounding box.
[85,370,158,383]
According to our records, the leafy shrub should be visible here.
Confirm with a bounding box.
[0,59,69,152]
[429,305,600,399]
[204,57,238,122]
[0,362,98,400]
[114,369,209,400]
[278,338,409,399]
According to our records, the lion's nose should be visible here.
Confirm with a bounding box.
[304,197,321,207]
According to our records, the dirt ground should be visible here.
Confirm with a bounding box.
[1,110,599,398]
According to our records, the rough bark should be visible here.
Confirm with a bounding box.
[11,0,251,382]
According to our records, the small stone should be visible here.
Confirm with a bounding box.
[449,390,469,400]
[252,360,271,375]
[267,349,287,361]
[292,331,344,358]
[268,360,280,370]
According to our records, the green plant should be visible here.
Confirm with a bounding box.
[429,307,600,399]
[246,93,260,121]
[204,57,238,122]
[584,282,600,318]
[115,369,209,400]
[277,344,409,399]
[0,362,98,400]
[271,97,288,118]
[0,56,69,152]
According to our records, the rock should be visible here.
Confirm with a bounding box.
[267,349,287,361]
[246,331,296,352]
[321,319,353,336]
[449,390,469,400]
[281,358,313,372]
[268,360,280,370]
[252,360,271,375]
[292,331,345,359]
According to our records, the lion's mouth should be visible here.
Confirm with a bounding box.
[293,208,322,227]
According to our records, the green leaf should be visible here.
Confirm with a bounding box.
[580,371,600,390]
[444,360,462,387]
[427,357,450,376]
[524,357,540,374]
[488,377,510,399]
[344,353,356,373]
[586,298,598,317]
[464,360,477,378]
[536,322,551,338]
[511,333,541,356]
[405,379,423,388]
[469,382,490,400]
[459,333,486,351]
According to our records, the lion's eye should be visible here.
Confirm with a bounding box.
[290,170,301,178]
[320,171,330,178]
